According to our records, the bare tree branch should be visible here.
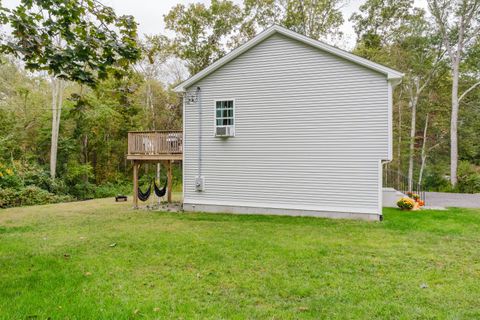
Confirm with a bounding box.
[459,80,480,102]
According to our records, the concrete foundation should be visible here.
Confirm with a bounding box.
[183,203,382,221]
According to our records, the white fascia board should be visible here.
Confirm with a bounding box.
[174,25,404,92]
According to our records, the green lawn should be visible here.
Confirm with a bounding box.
[1,199,479,319]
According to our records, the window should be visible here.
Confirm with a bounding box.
[214,100,235,137]
[215,100,234,127]
[215,100,235,137]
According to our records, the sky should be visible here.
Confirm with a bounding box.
[2,0,429,50]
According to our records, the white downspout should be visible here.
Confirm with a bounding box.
[195,86,204,192]
[197,86,202,178]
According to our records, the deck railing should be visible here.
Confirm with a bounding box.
[128,130,183,155]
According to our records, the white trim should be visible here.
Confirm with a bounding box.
[387,81,393,161]
[183,198,378,215]
[174,25,403,92]
[182,93,186,201]
[213,98,236,137]
[378,160,383,216]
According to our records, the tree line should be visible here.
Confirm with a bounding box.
[0,0,479,207]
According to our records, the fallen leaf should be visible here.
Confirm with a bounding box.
[84,272,92,276]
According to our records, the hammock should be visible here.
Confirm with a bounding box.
[138,180,152,202]
[154,178,168,198]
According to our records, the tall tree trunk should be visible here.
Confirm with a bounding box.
[450,62,460,187]
[50,78,64,179]
[407,98,416,191]
[83,134,89,183]
[419,114,429,184]
[145,80,156,130]
[407,80,419,191]
[397,98,402,187]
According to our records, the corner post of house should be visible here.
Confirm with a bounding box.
[133,161,139,209]
[167,160,173,203]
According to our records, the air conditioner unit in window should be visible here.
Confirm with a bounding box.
[215,126,235,137]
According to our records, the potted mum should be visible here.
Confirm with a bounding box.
[398,192,425,210]
[397,197,418,211]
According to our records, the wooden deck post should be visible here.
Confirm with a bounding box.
[156,162,161,205]
[167,160,173,203]
[133,161,139,209]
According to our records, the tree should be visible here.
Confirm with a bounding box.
[400,30,445,190]
[283,0,344,40]
[49,78,64,179]
[136,35,172,130]
[237,0,344,45]
[164,0,242,75]
[351,0,446,190]
[350,0,414,49]
[0,57,50,161]
[235,0,284,44]
[428,0,480,186]
[418,112,445,184]
[0,0,141,178]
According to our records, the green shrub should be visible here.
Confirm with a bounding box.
[0,188,18,208]
[0,186,72,208]
[22,166,69,195]
[62,161,95,199]
[0,163,23,189]
[423,166,451,192]
[457,161,480,193]
[68,182,95,200]
[93,182,132,198]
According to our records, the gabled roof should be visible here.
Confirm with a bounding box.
[174,25,403,92]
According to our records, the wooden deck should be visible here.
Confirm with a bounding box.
[127,130,182,207]
[127,130,183,161]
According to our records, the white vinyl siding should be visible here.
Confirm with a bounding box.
[183,34,389,216]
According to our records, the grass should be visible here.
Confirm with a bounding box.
[1,199,479,319]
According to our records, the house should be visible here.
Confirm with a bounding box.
[173,25,403,221]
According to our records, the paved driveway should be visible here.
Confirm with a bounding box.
[426,192,480,208]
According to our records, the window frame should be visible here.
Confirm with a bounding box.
[213,98,236,137]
